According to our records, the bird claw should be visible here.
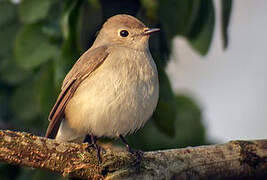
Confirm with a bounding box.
[131,149,144,166]
[84,135,102,164]
[119,135,144,167]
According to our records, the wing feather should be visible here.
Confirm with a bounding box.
[45,46,109,139]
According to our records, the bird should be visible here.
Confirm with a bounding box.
[45,14,159,162]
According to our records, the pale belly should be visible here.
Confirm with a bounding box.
[61,51,159,140]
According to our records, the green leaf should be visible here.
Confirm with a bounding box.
[149,27,171,68]
[79,0,102,50]
[0,91,11,123]
[11,81,40,122]
[0,1,17,26]
[0,20,19,57]
[35,64,56,119]
[153,67,176,137]
[0,1,19,58]
[55,0,83,87]
[175,95,205,147]
[19,0,54,23]
[159,0,201,37]
[187,0,215,55]
[157,0,202,65]
[15,24,58,70]
[140,0,158,20]
[0,58,31,85]
[221,0,232,49]
[153,100,176,137]
[61,0,83,40]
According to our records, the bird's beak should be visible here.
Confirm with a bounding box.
[143,28,160,35]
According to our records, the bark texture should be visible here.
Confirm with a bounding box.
[0,130,266,180]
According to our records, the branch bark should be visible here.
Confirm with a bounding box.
[0,130,266,180]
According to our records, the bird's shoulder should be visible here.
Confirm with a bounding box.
[62,45,110,90]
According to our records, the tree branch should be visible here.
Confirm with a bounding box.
[0,130,266,179]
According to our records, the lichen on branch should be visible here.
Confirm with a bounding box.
[0,130,266,179]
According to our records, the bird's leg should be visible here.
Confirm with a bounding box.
[84,134,93,144]
[91,135,102,163]
[119,134,134,153]
[119,135,143,163]
[84,134,102,163]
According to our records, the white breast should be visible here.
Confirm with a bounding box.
[61,47,159,140]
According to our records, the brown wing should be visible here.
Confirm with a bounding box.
[45,46,110,139]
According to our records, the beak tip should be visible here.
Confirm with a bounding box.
[144,28,160,35]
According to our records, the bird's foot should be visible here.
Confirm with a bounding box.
[84,134,102,164]
[119,135,143,166]
[128,147,144,166]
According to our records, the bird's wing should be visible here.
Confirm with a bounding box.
[45,46,110,139]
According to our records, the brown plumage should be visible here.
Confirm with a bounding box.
[46,46,109,138]
[45,14,159,147]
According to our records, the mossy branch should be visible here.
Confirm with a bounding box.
[0,130,266,179]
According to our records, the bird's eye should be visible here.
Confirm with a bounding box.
[119,30,129,37]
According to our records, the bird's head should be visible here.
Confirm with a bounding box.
[93,14,160,50]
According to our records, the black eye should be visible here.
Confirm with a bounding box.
[120,30,129,37]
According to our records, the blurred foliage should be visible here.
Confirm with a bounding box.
[221,0,232,49]
[0,0,232,179]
